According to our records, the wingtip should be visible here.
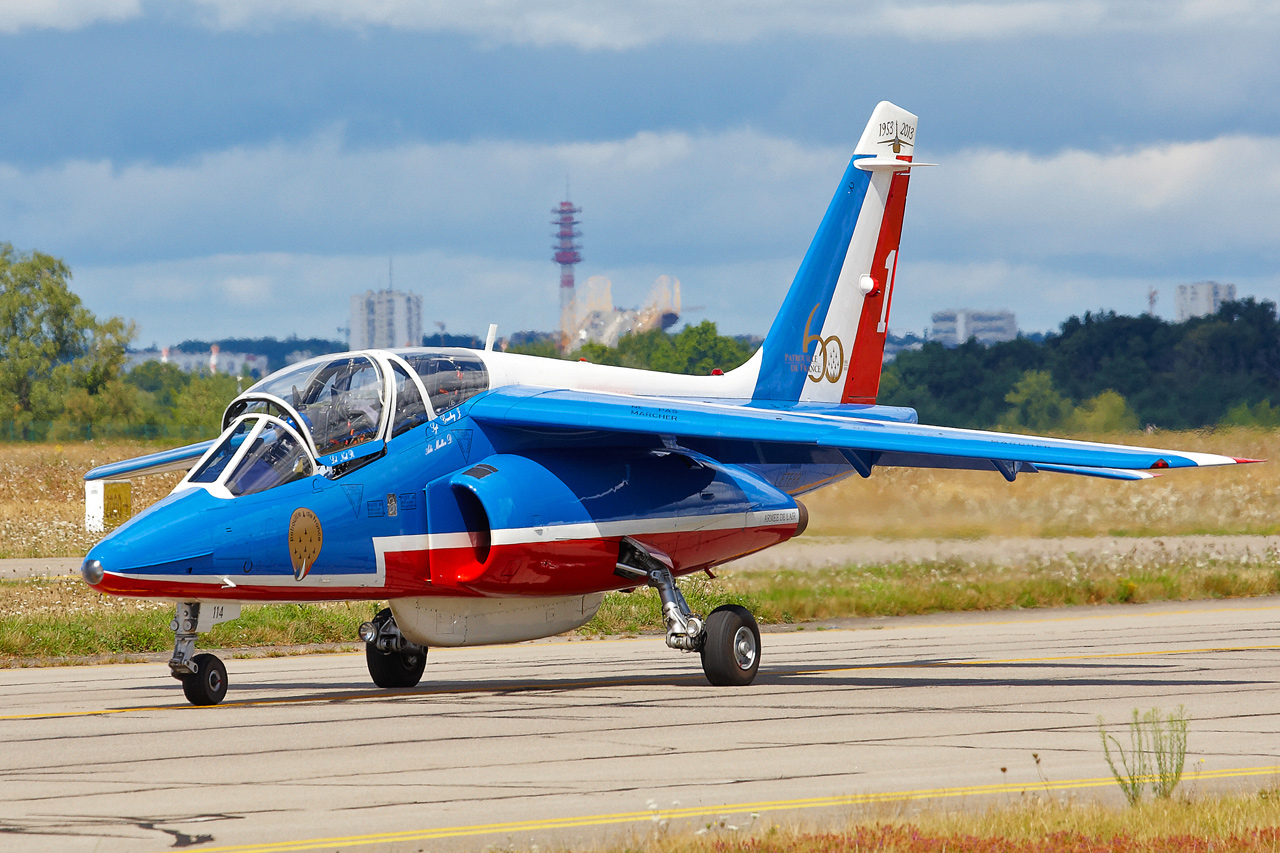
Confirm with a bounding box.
[1233,457,1266,464]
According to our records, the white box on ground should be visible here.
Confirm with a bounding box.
[85,480,133,532]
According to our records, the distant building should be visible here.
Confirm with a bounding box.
[883,332,925,363]
[1176,281,1236,322]
[573,275,680,349]
[349,289,423,350]
[929,309,1018,347]
[126,346,268,378]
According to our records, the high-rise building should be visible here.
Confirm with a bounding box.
[929,309,1018,346]
[349,289,423,350]
[1175,281,1236,322]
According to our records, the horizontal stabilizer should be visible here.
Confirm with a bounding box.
[853,159,937,172]
[84,440,216,481]
[1032,463,1159,481]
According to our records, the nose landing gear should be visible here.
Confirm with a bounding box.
[168,602,229,706]
[616,537,762,686]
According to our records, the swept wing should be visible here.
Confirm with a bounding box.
[470,386,1251,479]
[85,440,217,481]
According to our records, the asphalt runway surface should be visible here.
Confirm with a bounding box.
[4,597,1280,852]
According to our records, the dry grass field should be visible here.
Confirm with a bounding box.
[0,430,1276,559]
[0,441,182,559]
[1,431,1278,659]
[589,793,1280,853]
[802,429,1279,540]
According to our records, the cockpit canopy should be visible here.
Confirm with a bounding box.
[193,349,489,496]
[188,415,314,496]
[233,355,386,458]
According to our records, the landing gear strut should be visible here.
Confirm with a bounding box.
[616,537,761,686]
[359,608,427,688]
[169,602,228,706]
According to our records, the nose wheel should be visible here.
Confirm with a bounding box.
[181,653,228,705]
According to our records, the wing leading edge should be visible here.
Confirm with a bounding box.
[84,440,217,481]
[469,386,1254,478]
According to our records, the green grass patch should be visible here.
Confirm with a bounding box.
[5,550,1280,660]
[582,574,778,635]
[582,552,1280,634]
[0,579,378,658]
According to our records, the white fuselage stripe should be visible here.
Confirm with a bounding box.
[423,508,798,552]
[107,510,800,589]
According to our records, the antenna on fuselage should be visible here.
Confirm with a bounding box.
[484,324,498,351]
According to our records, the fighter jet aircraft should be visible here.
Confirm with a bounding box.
[81,102,1255,705]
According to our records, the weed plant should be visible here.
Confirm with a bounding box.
[1100,707,1191,804]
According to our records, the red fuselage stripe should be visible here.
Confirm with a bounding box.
[92,524,798,602]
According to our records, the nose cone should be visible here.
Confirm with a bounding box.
[84,488,222,593]
[81,558,104,585]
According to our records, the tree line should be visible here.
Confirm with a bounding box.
[5,242,1277,442]
[0,244,245,440]
[880,299,1280,432]
[509,323,756,376]
[0,244,758,442]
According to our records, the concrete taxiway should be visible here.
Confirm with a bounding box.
[3,597,1280,852]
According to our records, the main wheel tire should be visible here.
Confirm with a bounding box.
[365,608,427,688]
[700,604,761,686]
[182,653,228,706]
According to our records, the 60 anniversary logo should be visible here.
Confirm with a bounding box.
[803,304,844,384]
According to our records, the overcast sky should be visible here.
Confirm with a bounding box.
[3,0,1279,345]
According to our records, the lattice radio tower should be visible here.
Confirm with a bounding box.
[552,198,582,353]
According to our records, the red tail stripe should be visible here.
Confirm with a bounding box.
[841,168,912,404]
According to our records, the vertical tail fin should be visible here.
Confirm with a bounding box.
[752,101,925,404]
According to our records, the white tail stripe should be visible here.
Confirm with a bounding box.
[798,169,894,403]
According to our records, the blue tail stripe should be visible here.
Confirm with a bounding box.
[752,154,873,402]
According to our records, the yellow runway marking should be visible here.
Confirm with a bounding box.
[0,673,708,721]
[843,601,1280,632]
[5,643,1279,722]
[160,764,1280,853]
[799,643,1280,675]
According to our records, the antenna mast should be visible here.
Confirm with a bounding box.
[552,198,583,353]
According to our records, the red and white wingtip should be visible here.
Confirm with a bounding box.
[1174,452,1265,468]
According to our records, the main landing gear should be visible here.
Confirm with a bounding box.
[616,537,761,686]
[169,602,228,706]
[359,608,427,688]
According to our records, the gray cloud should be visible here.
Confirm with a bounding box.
[7,124,1278,341]
[4,1,1277,47]
[188,0,1280,47]
[0,0,140,33]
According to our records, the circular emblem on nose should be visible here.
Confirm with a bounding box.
[288,508,323,581]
